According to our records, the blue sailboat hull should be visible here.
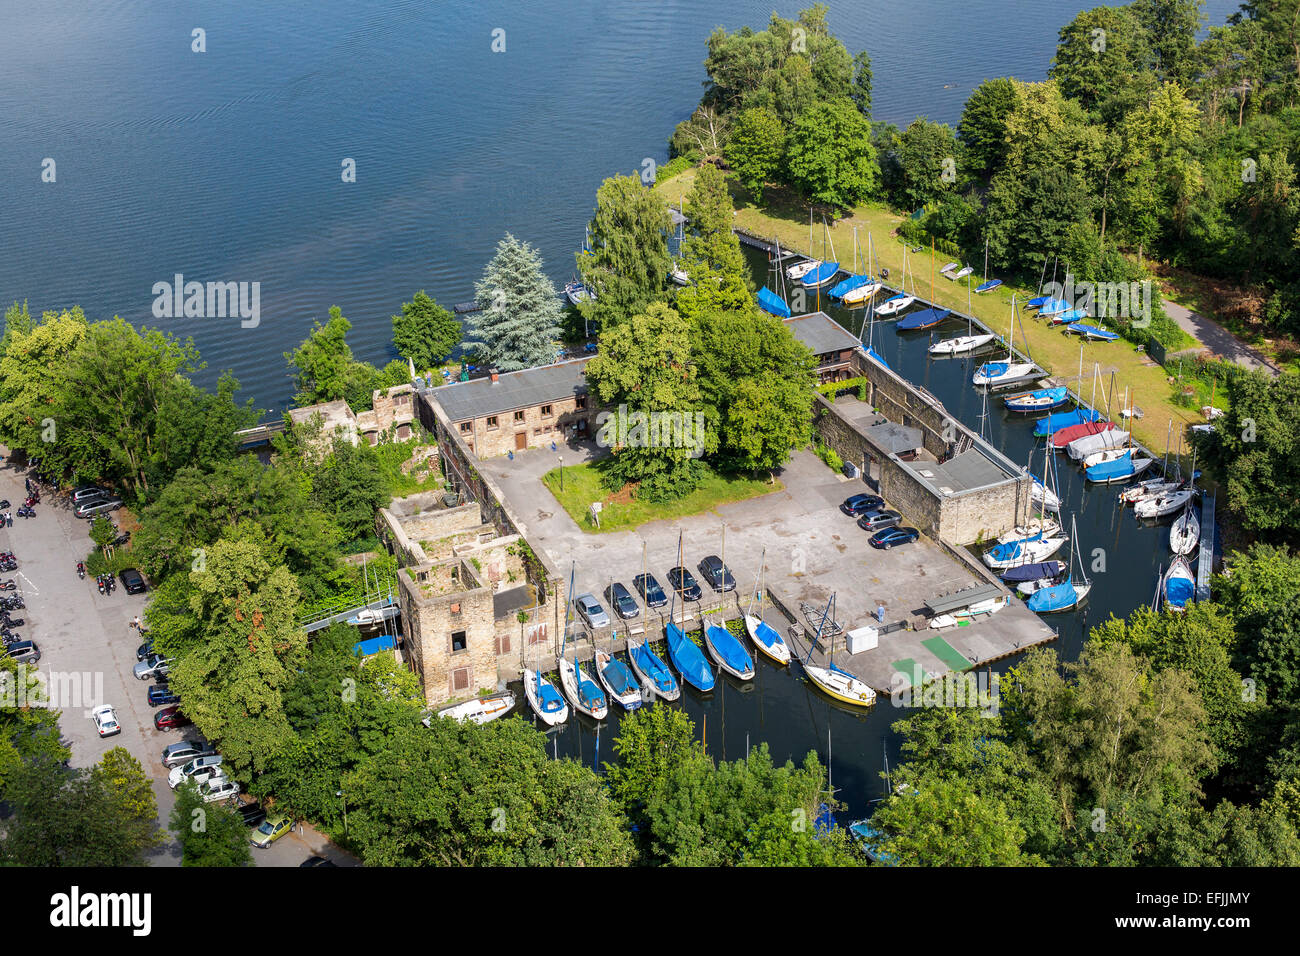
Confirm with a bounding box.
[666,622,715,691]
[896,307,951,331]
[1004,387,1069,412]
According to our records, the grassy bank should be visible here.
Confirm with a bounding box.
[541,461,781,533]
[657,169,1210,466]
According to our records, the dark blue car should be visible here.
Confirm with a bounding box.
[632,573,668,609]
[841,493,885,517]
[147,684,180,707]
[869,526,920,550]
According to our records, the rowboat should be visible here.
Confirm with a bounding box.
[929,332,996,355]
[438,692,516,725]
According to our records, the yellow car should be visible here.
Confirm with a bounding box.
[250,814,293,849]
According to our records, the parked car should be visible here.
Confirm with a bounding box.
[697,555,736,592]
[632,573,668,609]
[604,582,639,620]
[857,509,903,533]
[119,568,147,595]
[573,593,610,629]
[147,684,180,707]
[168,755,224,790]
[162,740,216,768]
[200,776,241,803]
[6,641,40,665]
[300,856,337,867]
[90,704,121,738]
[869,526,921,550]
[841,493,885,517]
[154,705,191,730]
[74,497,124,518]
[237,800,267,828]
[72,486,114,505]
[666,567,702,602]
[133,654,171,680]
[136,639,154,661]
[251,814,294,848]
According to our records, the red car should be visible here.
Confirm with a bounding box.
[154,706,191,730]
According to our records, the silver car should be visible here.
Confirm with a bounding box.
[162,740,216,768]
[168,755,224,789]
[133,654,171,680]
[75,497,123,518]
[574,593,610,629]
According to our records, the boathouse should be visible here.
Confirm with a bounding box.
[784,311,862,384]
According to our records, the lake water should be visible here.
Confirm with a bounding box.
[2,0,1234,819]
[2,0,1237,411]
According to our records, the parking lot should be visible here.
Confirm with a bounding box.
[482,444,986,638]
[1,458,350,866]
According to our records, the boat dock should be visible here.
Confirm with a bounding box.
[1196,492,1216,601]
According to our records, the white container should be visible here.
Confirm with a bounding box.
[846,626,879,654]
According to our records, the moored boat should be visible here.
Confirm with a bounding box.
[702,618,755,680]
[1134,487,1194,520]
[1163,557,1196,611]
[1034,407,1103,437]
[897,307,950,331]
[1004,387,1069,413]
[524,669,568,726]
[744,614,791,665]
[1170,505,1200,555]
[929,332,996,355]
[972,360,1036,386]
[438,691,517,725]
[1049,420,1115,450]
[594,648,643,711]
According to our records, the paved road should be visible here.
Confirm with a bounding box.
[1,458,353,866]
[1162,299,1280,376]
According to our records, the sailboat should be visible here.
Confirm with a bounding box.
[664,533,715,692]
[438,692,517,725]
[1029,446,1062,512]
[1170,503,1200,555]
[1066,322,1119,341]
[625,543,681,701]
[973,297,1035,385]
[556,565,608,720]
[1134,486,1195,519]
[951,265,974,280]
[593,597,643,712]
[995,517,1061,544]
[1163,556,1196,612]
[1034,407,1103,438]
[877,245,917,316]
[1081,446,1136,470]
[1049,420,1115,450]
[1004,387,1069,413]
[743,549,791,665]
[929,331,995,355]
[702,618,755,680]
[1026,516,1091,612]
[897,307,951,331]
[974,236,1001,293]
[1120,476,1184,505]
[1067,428,1130,461]
[523,607,569,727]
[1086,454,1155,483]
[1002,560,1066,584]
[801,594,876,708]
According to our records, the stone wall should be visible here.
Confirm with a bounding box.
[456,394,593,459]
[398,558,499,702]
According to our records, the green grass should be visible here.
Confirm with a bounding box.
[540,461,781,533]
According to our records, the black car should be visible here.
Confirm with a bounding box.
[666,567,702,602]
[147,684,180,707]
[841,493,885,517]
[857,509,903,533]
[697,555,736,592]
[119,568,147,595]
[869,526,921,550]
[300,856,337,867]
[237,801,268,828]
[137,639,154,661]
[604,582,640,620]
[632,573,668,609]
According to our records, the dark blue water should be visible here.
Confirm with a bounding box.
[1,0,1238,412]
[3,0,1234,817]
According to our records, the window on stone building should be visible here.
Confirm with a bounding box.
[459,421,471,433]
[540,404,552,417]
[451,630,467,653]
[513,410,525,422]
[495,634,511,655]
[452,667,470,693]
[486,416,498,429]
[576,395,587,410]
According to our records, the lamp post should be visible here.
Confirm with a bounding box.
[559,455,564,492]
[336,790,348,836]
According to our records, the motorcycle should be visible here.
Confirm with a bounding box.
[1,617,24,629]
[0,596,24,609]
[106,575,116,593]
[0,580,13,591]
[96,575,106,595]
[76,561,85,580]
[16,506,35,519]
[23,494,38,507]
[0,500,9,510]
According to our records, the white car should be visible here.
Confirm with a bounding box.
[90,704,121,738]
[168,754,224,790]
[200,776,241,803]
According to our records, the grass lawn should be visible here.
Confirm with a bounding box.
[657,169,1211,469]
[541,460,781,533]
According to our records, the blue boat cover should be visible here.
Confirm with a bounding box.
[1038,298,1071,315]
[1086,456,1137,482]
[534,673,566,713]
[353,633,396,656]
[758,286,791,318]
[986,531,1044,564]
[1033,407,1103,436]
[1025,295,1050,308]
[897,307,951,330]
[863,345,890,369]
[752,618,784,653]
[1053,308,1087,324]
[1165,566,1195,608]
[576,666,607,711]
[1005,386,1068,410]
[975,361,1009,379]
[666,622,715,691]
[602,655,638,696]
[1067,322,1119,341]
[829,274,872,298]
[706,623,753,676]
[1001,560,1065,583]
[1027,581,1079,613]
[975,279,1003,293]
[629,641,677,695]
[801,261,841,286]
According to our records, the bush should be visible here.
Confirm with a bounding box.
[814,441,844,472]
[84,548,136,576]
[655,156,694,183]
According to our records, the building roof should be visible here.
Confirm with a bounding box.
[287,399,356,428]
[865,421,922,454]
[909,447,1013,495]
[784,312,862,357]
[426,358,590,422]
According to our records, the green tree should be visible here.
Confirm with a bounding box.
[92,747,164,854]
[724,107,786,202]
[391,290,460,372]
[578,176,673,332]
[785,98,879,211]
[891,118,960,212]
[0,657,68,792]
[1134,0,1207,84]
[305,434,391,540]
[170,781,253,866]
[1051,6,1154,111]
[872,775,1039,866]
[958,77,1019,179]
[470,233,564,371]
[850,49,873,117]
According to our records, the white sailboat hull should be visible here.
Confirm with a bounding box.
[744,614,791,665]
[557,657,608,720]
[973,362,1036,386]
[439,692,517,725]
[840,281,882,305]
[804,664,876,707]
[996,518,1061,545]
[983,535,1069,570]
[1119,478,1182,504]
[786,259,820,281]
[1134,488,1194,519]
[523,670,568,727]
[876,294,916,316]
[1067,430,1130,461]
[929,333,996,355]
[593,649,644,711]
[1031,481,1061,512]
[1081,447,1132,469]
[1170,508,1200,555]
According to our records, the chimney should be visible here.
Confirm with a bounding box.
[490,368,499,384]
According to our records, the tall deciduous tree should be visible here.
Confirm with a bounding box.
[469,233,563,371]
[724,107,786,202]
[391,290,460,372]
[785,98,880,211]
[577,176,673,331]
[170,781,253,866]
[958,77,1019,180]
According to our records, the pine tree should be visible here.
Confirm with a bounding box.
[470,234,563,372]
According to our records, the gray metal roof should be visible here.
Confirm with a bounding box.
[866,421,922,454]
[926,583,1004,615]
[911,447,1012,495]
[427,358,590,422]
[784,312,861,356]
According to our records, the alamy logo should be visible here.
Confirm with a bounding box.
[0,666,104,715]
[1042,273,1153,328]
[594,404,707,459]
[49,886,151,936]
[151,274,260,328]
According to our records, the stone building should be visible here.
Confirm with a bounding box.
[422,358,594,458]
[287,383,417,448]
[784,311,863,384]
